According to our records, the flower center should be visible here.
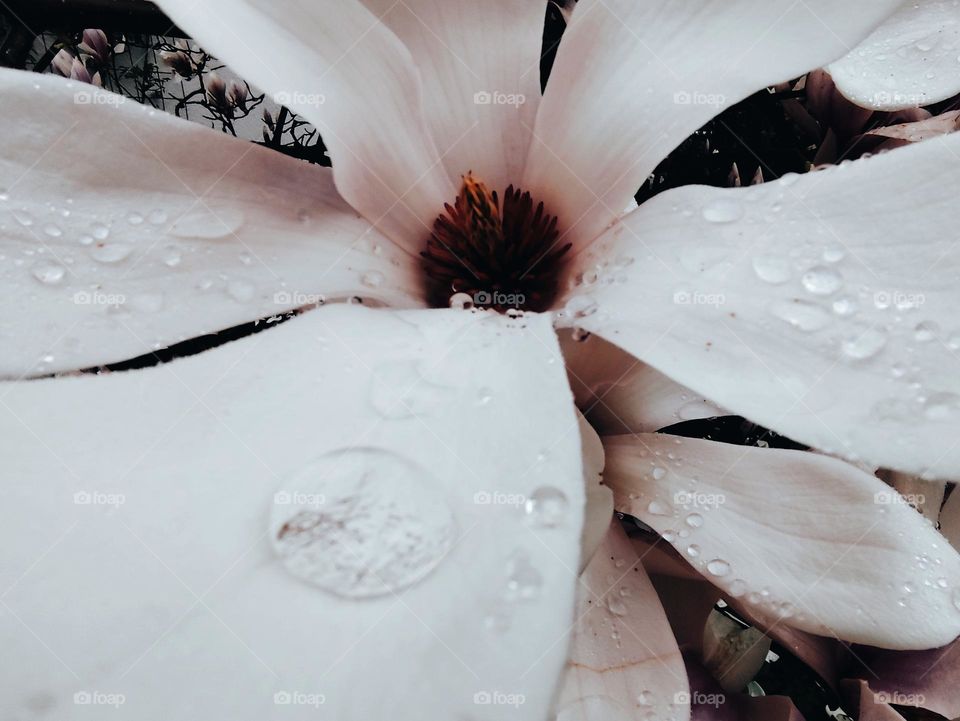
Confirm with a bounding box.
[420,173,570,313]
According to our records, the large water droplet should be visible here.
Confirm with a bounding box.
[370,360,450,419]
[30,260,66,285]
[706,559,731,577]
[770,300,830,332]
[685,512,704,528]
[361,270,384,289]
[646,500,671,516]
[90,222,110,240]
[91,243,134,264]
[504,551,543,601]
[524,487,569,528]
[801,266,842,295]
[42,223,63,238]
[752,255,791,284]
[702,198,744,223]
[270,448,457,598]
[842,328,887,361]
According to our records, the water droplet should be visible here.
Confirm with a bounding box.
[224,279,254,303]
[685,512,704,528]
[147,209,168,225]
[832,295,858,316]
[127,211,144,225]
[476,387,493,406]
[651,466,666,480]
[842,328,887,361]
[686,544,701,558]
[91,222,110,240]
[646,500,671,516]
[524,487,569,528]
[606,595,628,616]
[504,552,543,601]
[706,559,731,577]
[170,208,244,239]
[13,209,33,226]
[565,293,598,319]
[801,266,842,295]
[752,255,791,284]
[770,300,830,332]
[821,246,846,263]
[449,292,473,309]
[161,245,182,268]
[77,234,93,246]
[30,260,66,285]
[362,270,384,289]
[702,198,744,223]
[42,223,63,238]
[636,690,653,706]
[914,321,939,343]
[91,243,133,264]
[728,579,747,597]
[270,448,456,598]
[370,360,450,419]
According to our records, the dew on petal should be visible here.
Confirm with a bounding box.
[30,259,66,286]
[706,559,731,577]
[524,486,569,528]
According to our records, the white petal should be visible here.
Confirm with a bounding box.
[829,0,960,111]
[0,305,584,720]
[0,70,421,377]
[523,0,900,250]
[153,0,454,248]
[554,520,689,721]
[567,136,960,477]
[603,433,960,650]
[562,333,725,434]
[360,0,543,193]
[941,485,960,549]
[577,411,612,570]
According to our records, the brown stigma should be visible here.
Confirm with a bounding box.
[420,172,571,313]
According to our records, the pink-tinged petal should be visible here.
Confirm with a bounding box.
[602,433,960,649]
[153,0,454,249]
[840,679,910,721]
[862,109,960,143]
[554,520,689,720]
[567,136,960,477]
[0,306,584,720]
[846,640,960,718]
[522,0,900,251]
[685,652,805,721]
[0,69,421,377]
[561,333,725,434]
[941,486,960,549]
[359,0,543,194]
[829,0,960,111]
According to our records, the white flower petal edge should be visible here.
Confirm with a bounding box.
[561,333,725,434]
[359,0,544,194]
[603,433,960,650]
[153,0,454,249]
[829,0,960,111]
[554,519,689,721]
[0,305,584,720]
[566,135,960,478]
[0,69,422,377]
[577,410,613,570]
[941,487,960,549]
[522,0,901,251]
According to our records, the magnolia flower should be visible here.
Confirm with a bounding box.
[76,29,111,66]
[2,1,960,720]
[50,48,102,87]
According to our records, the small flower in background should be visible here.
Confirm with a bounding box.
[77,29,110,65]
[50,48,101,87]
[159,38,196,79]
